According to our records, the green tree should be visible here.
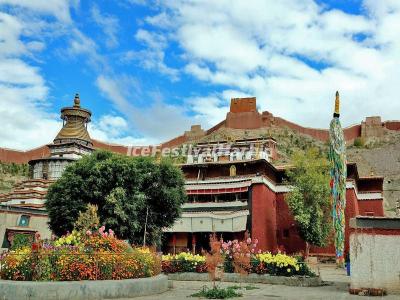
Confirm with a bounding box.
[46,150,187,245]
[285,148,332,256]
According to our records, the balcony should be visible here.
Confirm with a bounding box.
[182,200,248,212]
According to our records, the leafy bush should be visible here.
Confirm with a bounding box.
[353,137,365,147]
[0,227,161,281]
[0,162,29,176]
[190,286,242,299]
[10,234,33,250]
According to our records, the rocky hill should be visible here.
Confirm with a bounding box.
[347,130,400,216]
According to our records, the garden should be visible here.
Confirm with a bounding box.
[0,226,161,281]
[162,236,314,277]
[162,234,317,299]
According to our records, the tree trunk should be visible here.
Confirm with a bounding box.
[305,241,310,258]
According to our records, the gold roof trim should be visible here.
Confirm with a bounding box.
[53,94,92,145]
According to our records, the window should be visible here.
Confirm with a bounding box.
[283,229,290,238]
[18,215,30,227]
[230,165,237,176]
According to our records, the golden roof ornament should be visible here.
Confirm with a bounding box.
[74,93,80,107]
[334,91,340,118]
[54,93,92,146]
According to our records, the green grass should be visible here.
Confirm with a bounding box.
[191,286,242,299]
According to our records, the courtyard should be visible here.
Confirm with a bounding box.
[129,265,397,300]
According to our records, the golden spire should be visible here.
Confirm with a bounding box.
[334,91,340,117]
[74,93,80,107]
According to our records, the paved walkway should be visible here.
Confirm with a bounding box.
[118,264,398,300]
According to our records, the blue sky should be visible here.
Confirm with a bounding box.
[1,0,400,150]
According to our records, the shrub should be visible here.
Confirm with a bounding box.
[10,234,33,250]
[162,252,207,273]
[190,286,242,299]
[74,204,100,233]
[221,234,258,275]
[353,137,365,147]
[250,252,314,277]
[0,227,161,281]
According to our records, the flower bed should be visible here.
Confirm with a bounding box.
[162,252,313,277]
[0,227,161,281]
[161,236,314,277]
[162,252,207,273]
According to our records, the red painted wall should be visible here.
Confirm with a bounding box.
[275,193,306,254]
[273,187,383,257]
[358,200,384,217]
[251,184,277,251]
[384,121,400,131]
[344,188,360,255]
[274,117,330,141]
[0,146,50,164]
[226,111,263,129]
[344,125,362,141]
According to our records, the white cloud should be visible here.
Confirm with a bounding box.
[0,8,59,150]
[144,0,400,129]
[91,5,120,48]
[123,29,179,81]
[3,0,400,150]
[0,1,138,150]
[0,0,73,22]
[89,114,152,146]
[96,75,191,142]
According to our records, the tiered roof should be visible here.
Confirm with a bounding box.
[0,94,93,208]
[53,93,92,147]
[0,179,54,209]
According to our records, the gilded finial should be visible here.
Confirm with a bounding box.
[334,91,340,117]
[74,93,80,107]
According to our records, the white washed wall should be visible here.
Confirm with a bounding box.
[350,233,400,294]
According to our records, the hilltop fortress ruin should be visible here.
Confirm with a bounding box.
[1,97,399,163]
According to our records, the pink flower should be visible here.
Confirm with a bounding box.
[108,229,114,237]
[228,241,232,246]
[99,226,105,234]
[251,249,255,253]
[86,230,92,236]
[246,238,252,244]
[258,249,262,254]
[246,253,250,257]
